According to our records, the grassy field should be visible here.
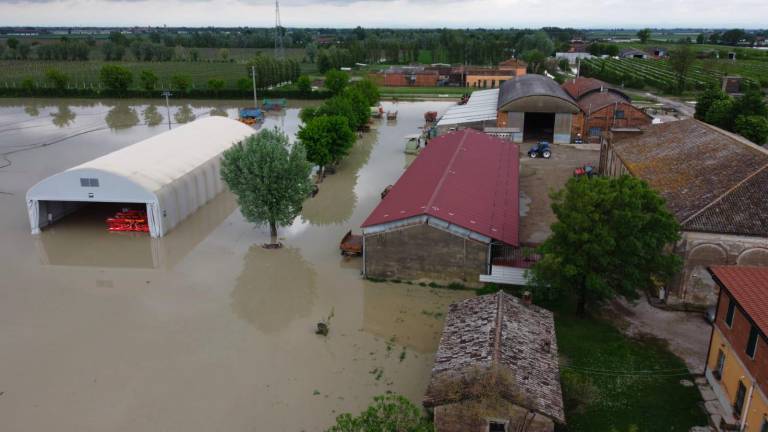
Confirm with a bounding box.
[378,86,473,98]
[477,286,707,432]
[0,60,251,90]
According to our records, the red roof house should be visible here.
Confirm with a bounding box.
[361,129,520,284]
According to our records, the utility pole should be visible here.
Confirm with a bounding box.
[251,66,258,108]
[161,90,172,130]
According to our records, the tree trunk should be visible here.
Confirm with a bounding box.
[318,165,325,183]
[269,221,278,245]
[577,286,587,316]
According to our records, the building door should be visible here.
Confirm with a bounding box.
[734,381,747,417]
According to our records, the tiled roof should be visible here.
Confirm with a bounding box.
[361,129,520,246]
[577,91,630,113]
[561,77,626,101]
[684,167,768,236]
[423,292,565,423]
[710,266,768,336]
[612,119,768,234]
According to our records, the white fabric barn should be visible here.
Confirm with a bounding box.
[26,116,254,238]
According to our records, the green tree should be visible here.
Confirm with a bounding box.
[733,88,768,118]
[296,75,312,94]
[220,128,312,246]
[696,34,706,44]
[349,79,380,106]
[305,42,318,63]
[17,43,31,60]
[734,115,768,144]
[171,74,192,93]
[705,99,736,130]
[139,70,158,91]
[45,68,69,92]
[668,43,695,93]
[694,86,729,120]
[207,78,225,93]
[324,69,349,95]
[326,394,432,432]
[99,64,133,93]
[530,176,681,315]
[20,77,35,93]
[298,115,355,179]
[637,28,652,44]
[7,37,19,51]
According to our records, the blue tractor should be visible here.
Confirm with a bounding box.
[528,141,552,159]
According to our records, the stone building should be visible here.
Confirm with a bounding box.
[423,292,565,432]
[360,129,520,285]
[600,119,768,306]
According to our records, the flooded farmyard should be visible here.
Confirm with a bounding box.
[0,98,472,432]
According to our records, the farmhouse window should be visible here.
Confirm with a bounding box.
[589,127,602,137]
[488,421,507,432]
[726,299,736,327]
[715,349,725,379]
[747,325,759,358]
[615,110,625,119]
[734,381,747,417]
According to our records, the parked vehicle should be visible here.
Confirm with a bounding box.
[387,111,398,120]
[424,111,438,123]
[573,164,596,178]
[528,141,552,159]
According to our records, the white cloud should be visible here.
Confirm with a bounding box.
[0,0,765,28]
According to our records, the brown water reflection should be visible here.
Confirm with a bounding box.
[0,97,466,432]
[231,245,317,333]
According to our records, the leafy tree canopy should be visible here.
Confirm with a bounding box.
[637,28,652,44]
[734,115,768,145]
[324,69,350,95]
[296,75,312,94]
[220,128,312,244]
[297,115,355,177]
[99,64,133,93]
[530,175,681,315]
[326,394,432,432]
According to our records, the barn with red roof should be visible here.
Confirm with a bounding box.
[361,129,528,285]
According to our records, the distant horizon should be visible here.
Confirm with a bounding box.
[1,25,767,31]
[1,0,767,29]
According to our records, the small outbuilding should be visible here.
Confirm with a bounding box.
[26,116,254,238]
[423,291,565,432]
[361,129,521,285]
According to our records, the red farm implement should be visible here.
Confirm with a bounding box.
[106,209,149,233]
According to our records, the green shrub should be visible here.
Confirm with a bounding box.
[99,64,133,93]
[45,68,69,92]
[171,74,192,93]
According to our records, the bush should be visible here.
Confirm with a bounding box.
[734,115,768,145]
[99,64,133,93]
[20,77,35,93]
[171,74,192,93]
[296,75,312,94]
[207,78,225,92]
[45,68,69,92]
[139,70,158,92]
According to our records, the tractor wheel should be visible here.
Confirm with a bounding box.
[542,150,551,159]
[529,152,537,158]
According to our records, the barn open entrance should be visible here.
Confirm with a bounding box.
[523,112,555,142]
[35,201,150,234]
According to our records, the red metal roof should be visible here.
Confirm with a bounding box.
[361,129,520,246]
[710,266,768,335]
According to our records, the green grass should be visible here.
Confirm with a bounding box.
[378,86,473,97]
[481,287,707,432]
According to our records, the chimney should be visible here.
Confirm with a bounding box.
[522,291,532,306]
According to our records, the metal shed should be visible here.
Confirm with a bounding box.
[436,88,500,135]
[26,116,254,238]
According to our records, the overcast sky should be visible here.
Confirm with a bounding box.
[0,0,766,28]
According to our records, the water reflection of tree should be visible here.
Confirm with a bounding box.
[230,245,317,333]
[300,129,377,226]
[174,105,196,124]
[209,107,228,117]
[142,105,164,126]
[50,103,76,128]
[105,104,140,130]
[24,101,40,117]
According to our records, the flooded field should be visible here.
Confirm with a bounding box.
[0,98,472,431]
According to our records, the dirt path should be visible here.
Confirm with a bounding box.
[643,92,696,118]
[607,297,711,374]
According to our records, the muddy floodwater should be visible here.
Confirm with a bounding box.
[0,98,472,431]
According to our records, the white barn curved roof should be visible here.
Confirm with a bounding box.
[27,116,254,237]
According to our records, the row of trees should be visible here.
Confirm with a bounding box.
[36,40,90,61]
[298,72,379,178]
[35,64,205,94]
[245,56,301,90]
[695,86,768,144]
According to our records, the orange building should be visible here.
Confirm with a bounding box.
[705,266,768,431]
